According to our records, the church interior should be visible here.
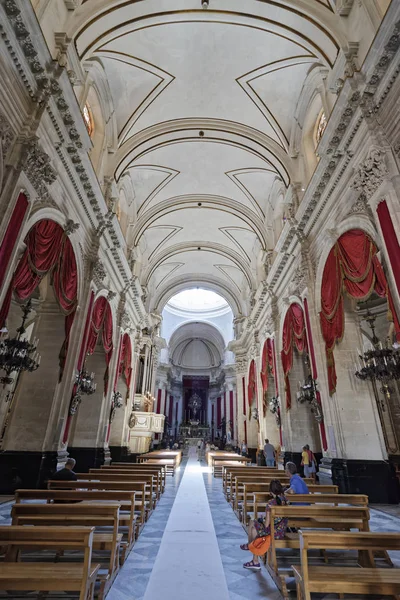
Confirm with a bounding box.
[1,0,400,598]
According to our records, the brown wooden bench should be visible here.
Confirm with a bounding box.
[231,475,314,511]
[212,455,251,476]
[80,471,159,504]
[267,505,370,599]
[14,488,138,558]
[249,490,365,523]
[0,526,100,600]
[48,480,148,525]
[137,457,176,476]
[139,450,182,467]
[251,486,339,518]
[292,531,400,600]
[223,465,277,498]
[11,503,120,599]
[102,464,167,492]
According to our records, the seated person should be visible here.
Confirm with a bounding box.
[284,461,309,494]
[51,458,78,481]
[240,479,288,571]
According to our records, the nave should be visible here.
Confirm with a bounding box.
[2,450,399,600]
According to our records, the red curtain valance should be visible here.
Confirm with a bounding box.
[320,229,400,395]
[261,338,275,393]
[281,303,308,410]
[113,332,132,393]
[0,193,28,292]
[247,359,257,418]
[86,295,113,393]
[0,219,78,379]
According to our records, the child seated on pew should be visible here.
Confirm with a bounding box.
[240,480,288,571]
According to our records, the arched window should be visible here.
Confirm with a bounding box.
[83,103,94,137]
[314,110,327,147]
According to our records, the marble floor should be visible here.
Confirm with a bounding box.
[0,459,400,600]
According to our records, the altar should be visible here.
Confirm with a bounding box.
[179,424,210,439]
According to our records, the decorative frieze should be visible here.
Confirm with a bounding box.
[92,258,107,286]
[21,136,56,199]
[351,148,388,198]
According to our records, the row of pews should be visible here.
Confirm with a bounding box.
[0,457,173,600]
[206,450,251,476]
[221,463,400,600]
[138,449,183,476]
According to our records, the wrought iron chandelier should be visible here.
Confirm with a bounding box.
[297,354,323,423]
[0,300,40,385]
[355,310,400,411]
[69,364,96,415]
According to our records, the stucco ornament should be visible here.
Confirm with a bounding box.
[352,148,388,198]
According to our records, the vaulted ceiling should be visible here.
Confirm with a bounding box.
[70,1,347,315]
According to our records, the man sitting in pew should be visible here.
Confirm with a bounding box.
[51,458,78,482]
[284,462,309,495]
[240,480,288,571]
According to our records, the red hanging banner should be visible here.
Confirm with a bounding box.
[281,303,308,410]
[229,390,234,439]
[0,193,28,292]
[320,229,400,394]
[242,376,246,415]
[247,359,257,418]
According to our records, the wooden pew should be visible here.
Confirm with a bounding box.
[80,471,159,505]
[14,488,138,559]
[231,475,314,511]
[103,463,167,492]
[139,450,182,467]
[211,455,251,476]
[251,486,339,518]
[267,505,370,599]
[48,480,148,525]
[292,531,400,600]
[92,467,163,498]
[138,457,176,476]
[0,526,100,600]
[249,490,364,523]
[11,503,120,599]
[223,465,277,498]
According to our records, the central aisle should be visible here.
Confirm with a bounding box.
[143,448,230,600]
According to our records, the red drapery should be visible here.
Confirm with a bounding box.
[86,296,113,393]
[261,338,275,416]
[113,333,132,393]
[281,303,308,410]
[377,200,400,300]
[0,219,78,378]
[244,419,247,444]
[260,338,275,393]
[247,359,257,418]
[320,229,400,395]
[242,376,246,415]
[0,193,28,293]
[157,389,162,414]
[303,297,328,451]
[168,395,173,424]
[229,390,234,440]
[62,291,95,444]
[217,396,221,427]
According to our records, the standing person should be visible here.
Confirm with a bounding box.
[285,462,309,494]
[241,440,248,457]
[197,438,203,461]
[263,438,276,467]
[305,444,317,481]
[240,480,288,570]
[301,445,310,478]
